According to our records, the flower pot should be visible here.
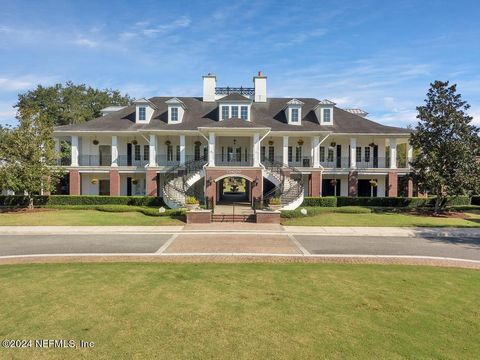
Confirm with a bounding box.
[186,203,200,211]
[269,204,282,211]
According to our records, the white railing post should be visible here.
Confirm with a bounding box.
[350,138,356,169]
[111,135,118,167]
[312,136,320,168]
[390,138,397,169]
[208,132,215,166]
[71,135,79,167]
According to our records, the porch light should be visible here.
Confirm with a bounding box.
[297,139,304,146]
[268,139,274,146]
[92,139,99,145]
[330,141,336,147]
[369,142,376,148]
[165,140,171,146]
[194,140,201,146]
[207,176,213,186]
[369,179,378,187]
[329,179,337,187]
[253,177,259,187]
[132,139,138,145]
[91,178,98,184]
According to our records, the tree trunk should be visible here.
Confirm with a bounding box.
[434,186,444,214]
[28,196,34,210]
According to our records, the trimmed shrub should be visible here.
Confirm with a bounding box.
[0,195,165,207]
[302,196,337,207]
[281,206,372,218]
[336,196,470,208]
[43,204,184,217]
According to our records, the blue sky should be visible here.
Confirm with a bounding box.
[1,0,479,127]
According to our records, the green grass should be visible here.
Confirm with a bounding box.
[0,263,479,359]
[0,209,184,226]
[282,209,480,227]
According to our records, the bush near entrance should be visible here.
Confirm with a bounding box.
[0,195,165,207]
[302,196,471,208]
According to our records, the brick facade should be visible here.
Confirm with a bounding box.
[348,171,358,197]
[205,168,263,205]
[388,171,398,197]
[146,169,158,196]
[310,171,322,197]
[109,169,120,196]
[69,170,80,195]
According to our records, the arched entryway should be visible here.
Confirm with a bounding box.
[217,176,251,204]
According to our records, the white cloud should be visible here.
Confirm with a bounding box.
[74,37,99,48]
[0,75,57,92]
[120,17,192,40]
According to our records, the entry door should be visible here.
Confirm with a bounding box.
[99,180,110,195]
[99,145,111,166]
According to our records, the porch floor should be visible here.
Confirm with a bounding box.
[214,202,254,215]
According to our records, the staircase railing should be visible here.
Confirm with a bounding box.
[261,159,304,207]
[163,156,207,207]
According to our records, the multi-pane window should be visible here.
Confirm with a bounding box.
[323,108,331,123]
[291,108,299,122]
[176,145,180,161]
[144,145,149,161]
[221,106,229,120]
[268,146,275,161]
[327,148,334,162]
[261,146,266,161]
[167,145,173,161]
[171,107,178,121]
[231,106,239,118]
[365,147,370,162]
[139,107,146,121]
[134,145,141,161]
[241,106,248,120]
[236,147,242,162]
[320,146,325,162]
[288,146,293,162]
[295,146,302,162]
[356,147,362,162]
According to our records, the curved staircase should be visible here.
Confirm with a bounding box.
[262,160,304,210]
[162,157,207,209]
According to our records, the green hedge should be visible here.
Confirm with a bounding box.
[45,204,184,217]
[301,196,337,207]
[0,195,165,207]
[281,206,372,218]
[335,196,470,208]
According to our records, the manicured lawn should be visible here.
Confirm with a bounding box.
[0,263,479,359]
[282,210,480,227]
[0,209,183,226]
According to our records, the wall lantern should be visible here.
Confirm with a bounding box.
[207,176,213,186]
[253,177,259,187]
[92,139,99,145]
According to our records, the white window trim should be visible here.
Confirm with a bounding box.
[287,106,302,125]
[320,107,333,125]
[170,107,179,122]
[219,104,251,121]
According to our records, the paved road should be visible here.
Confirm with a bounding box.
[295,235,480,261]
[0,233,479,261]
[0,234,171,256]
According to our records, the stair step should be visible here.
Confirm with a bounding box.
[212,214,255,223]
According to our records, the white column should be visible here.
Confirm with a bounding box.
[179,135,186,165]
[253,133,260,167]
[390,138,397,169]
[208,132,215,166]
[71,135,79,167]
[407,142,413,168]
[54,138,61,165]
[111,136,118,167]
[312,136,320,168]
[149,134,156,167]
[350,138,356,169]
[283,136,289,166]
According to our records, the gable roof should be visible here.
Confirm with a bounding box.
[217,93,252,102]
[54,96,411,135]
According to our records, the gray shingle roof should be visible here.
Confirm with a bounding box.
[54,97,411,134]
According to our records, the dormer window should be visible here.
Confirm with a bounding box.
[139,106,146,121]
[285,99,304,125]
[323,108,331,123]
[170,107,178,122]
[231,106,239,118]
[291,108,299,123]
[134,98,157,123]
[221,106,229,120]
[165,98,186,124]
[241,106,248,120]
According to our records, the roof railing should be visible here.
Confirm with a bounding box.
[215,86,255,96]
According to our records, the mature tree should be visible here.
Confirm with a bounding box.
[15,81,132,126]
[0,110,64,209]
[410,80,480,213]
